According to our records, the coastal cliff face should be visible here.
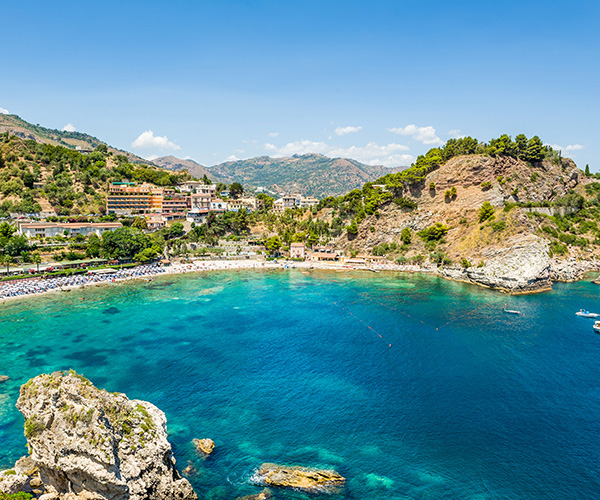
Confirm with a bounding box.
[333,154,598,293]
[439,235,552,293]
[7,371,196,500]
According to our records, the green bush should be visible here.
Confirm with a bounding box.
[418,223,448,241]
[481,181,492,190]
[478,202,495,223]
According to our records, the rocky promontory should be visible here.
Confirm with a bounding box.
[439,235,553,293]
[0,371,196,500]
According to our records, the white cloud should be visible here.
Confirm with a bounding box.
[334,125,362,136]
[0,107,9,115]
[268,132,279,138]
[145,154,160,161]
[388,124,443,145]
[131,130,180,150]
[62,123,76,132]
[264,140,412,167]
[549,143,584,152]
[226,154,239,161]
[448,129,465,139]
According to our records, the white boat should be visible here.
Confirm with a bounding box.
[503,309,521,315]
[575,310,599,318]
[593,321,600,333]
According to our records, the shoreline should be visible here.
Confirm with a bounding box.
[0,259,428,304]
[1,258,596,304]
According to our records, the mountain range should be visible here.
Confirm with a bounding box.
[0,113,404,198]
[153,154,403,198]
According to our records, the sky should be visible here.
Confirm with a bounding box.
[1,0,599,170]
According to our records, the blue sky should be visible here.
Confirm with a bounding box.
[2,0,598,170]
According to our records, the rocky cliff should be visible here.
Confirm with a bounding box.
[332,154,599,293]
[1,371,196,500]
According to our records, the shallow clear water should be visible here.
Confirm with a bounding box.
[1,270,600,499]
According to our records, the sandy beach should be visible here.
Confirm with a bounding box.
[0,259,427,303]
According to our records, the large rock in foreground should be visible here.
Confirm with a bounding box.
[15,371,196,500]
[254,463,345,493]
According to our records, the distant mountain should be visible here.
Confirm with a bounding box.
[206,154,403,198]
[151,155,218,182]
[0,114,150,165]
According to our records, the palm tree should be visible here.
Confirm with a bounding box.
[31,252,42,273]
[0,254,14,276]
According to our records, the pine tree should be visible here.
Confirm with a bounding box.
[585,164,590,176]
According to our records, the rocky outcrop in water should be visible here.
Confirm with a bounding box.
[2,371,196,500]
[439,235,552,293]
[550,257,600,282]
[0,375,9,383]
[192,438,215,456]
[254,463,345,493]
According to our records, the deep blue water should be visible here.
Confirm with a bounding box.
[1,269,600,500]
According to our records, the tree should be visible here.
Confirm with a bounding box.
[229,182,244,199]
[347,220,359,235]
[5,235,29,257]
[31,251,42,273]
[100,227,152,260]
[524,136,544,162]
[264,236,282,255]
[216,182,227,195]
[132,217,148,230]
[585,164,591,176]
[478,201,495,222]
[202,174,212,185]
[400,227,412,244]
[417,223,448,241]
[0,254,14,275]
[256,193,274,211]
[514,134,528,159]
[86,234,101,258]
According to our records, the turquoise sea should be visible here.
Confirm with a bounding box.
[1,270,600,499]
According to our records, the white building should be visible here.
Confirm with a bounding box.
[18,222,123,239]
[178,182,216,195]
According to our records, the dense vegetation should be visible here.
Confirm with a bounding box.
[0,133,192,216]
[374,134,551,195]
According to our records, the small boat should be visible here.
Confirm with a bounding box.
[594,321,600,333]
[575,310,599,318]
[503,309,521,315]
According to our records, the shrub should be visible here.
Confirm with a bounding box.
[429,182,436,190]
[400,227,411,244]
[394,197,418,210]
[530,172,539,182]
[549,242,568,256]
[490,220,506,232]
[542,225,559,238]
[460,258,472,269]
[478,202,495,223]
[418,223,448,241]
[497,175,506,185]
[395,256,408,265]
[481,181,492,190]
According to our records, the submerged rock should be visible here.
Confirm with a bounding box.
[255,463,345,493]
[0,375,9,383]
[192,438,215,456]
[12,370,196,500]
[237,488,272,500]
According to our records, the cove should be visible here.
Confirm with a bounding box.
[1,269,600,499]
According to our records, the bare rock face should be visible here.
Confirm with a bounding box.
[15,371,196,500]
[254,463,345,493]
[440,235,552,293]
[550,257,600,282]
[192,438,214,456]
